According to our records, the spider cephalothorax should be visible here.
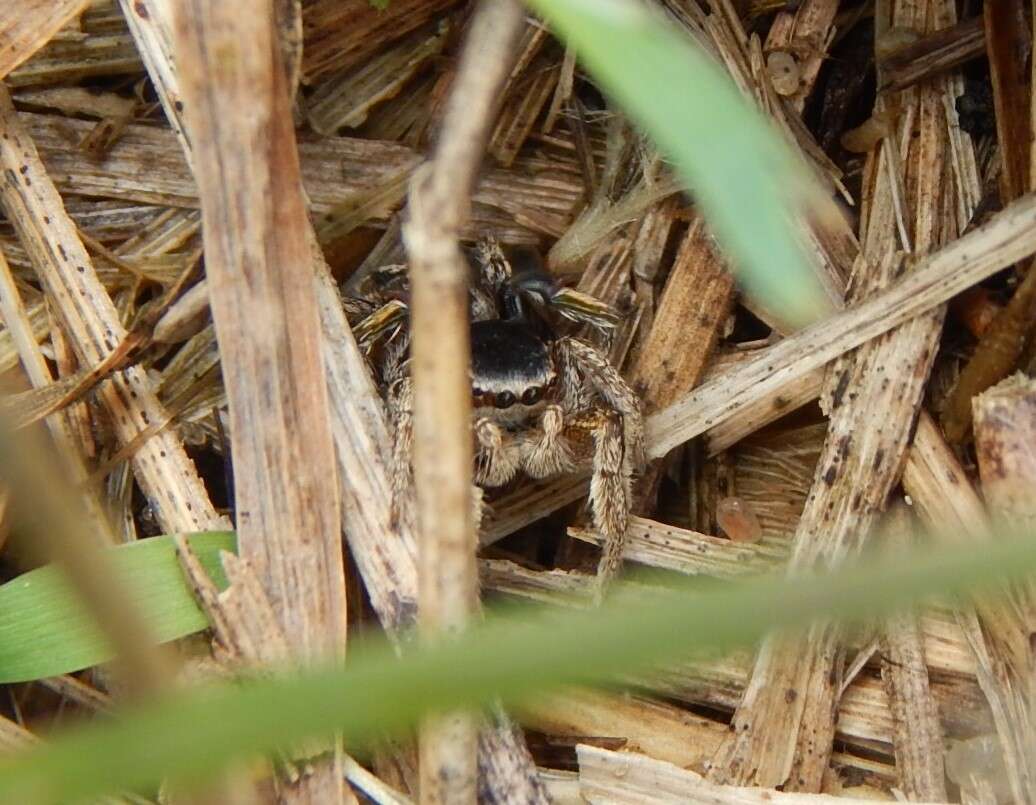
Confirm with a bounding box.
[469,319,557,426]
[346,238,644,594]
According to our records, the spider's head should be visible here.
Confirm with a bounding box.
[471,238,620,334]
[505,266,620,334]
[470,319,556,427]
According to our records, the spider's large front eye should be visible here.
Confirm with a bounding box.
[521,387,543,406]
[495,391,516,409]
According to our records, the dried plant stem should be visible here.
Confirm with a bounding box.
[975,374,1036,529]
[901,413,986,532]
[710,8,965,784]
[122,2,546,797]
[878,16,986,94]
[569,516,785,579]
[703,362,826,456]
[629,217,734,510]
[0,248,109,531]
[0,0,90,79]
[984,0,1031,202]
[402,2,525,802]
[0,85,223,536]
[0,716,36,750]
[38,674,112,714]
[523,689,729,772]
[172,1,347,801]
[879,509,948,801]
[576,745,940,805]
[1032,7,1036,190]
[647,192,1036,458]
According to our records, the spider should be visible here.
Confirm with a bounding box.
[346,239,644,594]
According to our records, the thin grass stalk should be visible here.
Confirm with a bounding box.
[402,1,525,801]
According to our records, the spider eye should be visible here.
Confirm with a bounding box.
[495,391,517,409]
[521,387,543,405]
[472,387,486,398]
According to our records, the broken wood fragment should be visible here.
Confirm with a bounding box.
[523,690,727,774]
[307,22,450,135]
[879,510,948,802]
[878,16,986,94]
[974,373,1036,530]
[629,216,734,510]
[300,0,460,85]
[576,745,947,804]
[983,1,1032,203]
[568,515,786,579]
[0,0,90,80]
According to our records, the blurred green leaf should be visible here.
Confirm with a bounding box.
[1,529,1035,803]
[0,532,234,683]
[524,0,828,326]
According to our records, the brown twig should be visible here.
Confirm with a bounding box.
[577,745,913,804]
[878,16,986,94]
[941,259,1036,442]
[984,1,1031,203]
[401,1,525,801]
[629,216,735,511]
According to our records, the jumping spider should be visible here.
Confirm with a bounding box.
[346,239,644,593]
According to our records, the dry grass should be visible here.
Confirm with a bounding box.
[1,0,1035,803]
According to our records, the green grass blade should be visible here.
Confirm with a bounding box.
[2,530,1035,803]
[524,0,828,326]
[0,532,235,683]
